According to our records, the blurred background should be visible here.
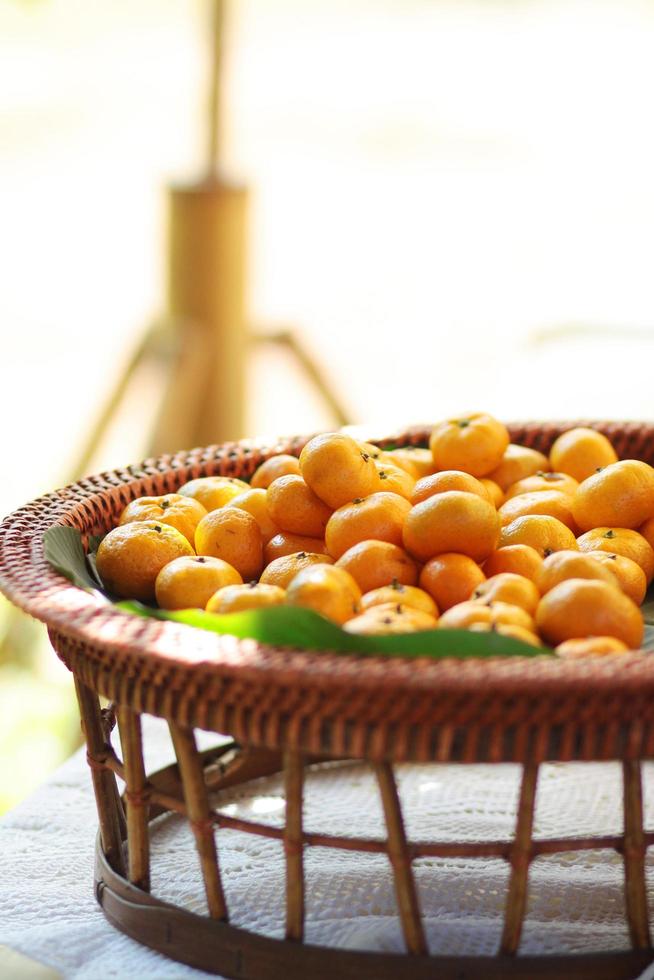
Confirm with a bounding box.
[3,0,654,812]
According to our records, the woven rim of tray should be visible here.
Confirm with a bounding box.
[3,420,654,756]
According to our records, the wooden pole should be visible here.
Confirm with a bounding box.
[117,706,150,891]
[169,722,228,920]
[375,762,427,955]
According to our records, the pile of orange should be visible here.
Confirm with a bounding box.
[95,415,654,657]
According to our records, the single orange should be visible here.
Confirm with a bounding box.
[227,487,279,543]
[584,551,647,606]
[286,564,361,625]
[486,444,549,491]
[499,515,578,558]
[360,582,438,617]
[336,540,418,594]
[385,447,435,479]
[195,508,263,581]
[177,475,249,512]
[374,461,415,499]
[410,470,492,506]
[344,602,438,635]
[482,545,543,582]
[572,459,654,532]
[577,527,654,583]
[205,582,286,614]
[419,553,486,612]
[259,551,334,589]
[438,600,535,632]
[299,432,380,509]
[325,492,411,559]
[266,474,332,538]
[480,479,504,508]
[498,490,578,532]
[403,491,501,563]
[96,521,194,602]
[250,454,301,489]
[504,472,579,501]
[555,636,631,658]
[535,578,643,649]
[120,494,207,547]
[155,555,242,610]
[534,550,618,596]
[429,413,510,477]
[549,427,618,482]
[264,532,329,564]
[470,573,540,614]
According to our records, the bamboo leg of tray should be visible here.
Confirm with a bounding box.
[284,750,305,942]
[375,762,427,955]
[622,760,651,949]
[168,722,227,920]
[500,759,540,955]
[74,678,125,876]
[117,706,150,891]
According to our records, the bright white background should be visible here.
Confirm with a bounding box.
[2,0,654,806]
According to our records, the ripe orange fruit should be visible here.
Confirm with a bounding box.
[403,491,501,564]
[120,494,207,547]
[438,600,535,632]
[96,521,194,602]
[469,622,542,647]
[385,447,435,479]
[360,582,438,617]
[486,444,549,492]
[299,432,379,509]
[470,573,540,614]
[549,427,618,482]
[572,459,654,532]
[155,555,242,610]
[336,540,418,594]
[504,472,579,501]
[250,454,301,489]
[177,475,249,511]
[195,508,263,581]
[499,515,578,558]
[480,479,504,508]
[535,579,643,649]
[555,636,631,658]
[534,550,618,596]
[577,527,654,583]
[205,582,286,614]
[410,470,492,506]
[325,492,411,559]
[419,553,486,612]
[483,544,543,582]
[227,487,279,543]
[264,532,329,564]
[429,413,510,477]
[584,551,647,606]
[498,490,578,532]
[374,461,415,499]
[266,475,332,538]
[344,602,438,635]
[286,564,361,625]
[259,551,333,589]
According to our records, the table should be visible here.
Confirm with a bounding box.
[3,717,654,979]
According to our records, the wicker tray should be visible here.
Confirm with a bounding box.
[2,420,654,979]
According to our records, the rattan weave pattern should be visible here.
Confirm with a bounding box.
[2,421,654,764]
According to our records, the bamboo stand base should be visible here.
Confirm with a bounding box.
[91,734,654,980]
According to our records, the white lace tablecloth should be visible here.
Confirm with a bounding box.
[3,716,654,979]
